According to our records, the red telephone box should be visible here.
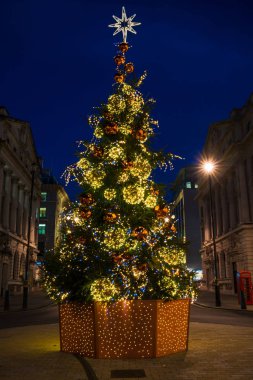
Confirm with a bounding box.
[238,271,253,305]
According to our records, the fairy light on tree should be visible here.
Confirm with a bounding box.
[44,7,197,304]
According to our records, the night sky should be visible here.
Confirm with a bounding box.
[1,0,253,199]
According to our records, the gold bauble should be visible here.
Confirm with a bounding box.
[124,62,134,73]
[92,146,104,158]
[144,195,157,208]
[154,205,169,218]
[122,160,134,170]
[114,73,125,83]
[79,193,94,205]
[132,226,148,240]
[119,42,129,53]
[122,184,145,204]
[104,212,118,222]
[104,122,119,135]
[114,55,125,66]
[79,208,92,220]
[104,188,117,200]
[135,129,148,141]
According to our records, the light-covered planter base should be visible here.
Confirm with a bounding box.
[59,299,190,358]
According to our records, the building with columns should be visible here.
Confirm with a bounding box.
[0,107,41,295]
[197,94,253,294]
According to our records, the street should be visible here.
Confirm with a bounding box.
[1,302,253,329]
[1,293,253,380]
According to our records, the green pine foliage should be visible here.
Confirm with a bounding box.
[44,47,197,303]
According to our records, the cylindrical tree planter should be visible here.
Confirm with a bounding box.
[59,298,190,358]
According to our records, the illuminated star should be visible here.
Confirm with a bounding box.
[108,6,141,43]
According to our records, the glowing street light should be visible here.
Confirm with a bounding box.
[202,160,221,307]
[203,161,215,174]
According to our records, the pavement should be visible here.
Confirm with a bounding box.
[0,287,53,312]
[0,289,253,380]
[195,288,253,312]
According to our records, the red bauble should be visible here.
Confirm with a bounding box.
[79,208,92,220]
[132,226,148,241]
[124,62,134,74]
[92,146,104,158]
[122,160,134,170]
[104,122,119,135]
[119,42,129,53]
[114,55,125,66]
[114,73,125,83]
[134,129,147,141]
[79,193,94,205]
[104,212,118,222]
[154,205,169,219]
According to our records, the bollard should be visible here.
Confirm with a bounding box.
[240,290,247,310]
[4,289,10,311]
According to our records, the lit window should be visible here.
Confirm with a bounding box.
[194,184,199,189]
[186,182,192,189]
[38,224,46,235]
[41,192,47,202]
[40,207,47,218]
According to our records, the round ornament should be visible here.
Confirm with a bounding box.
[114,55,125,66]
[144,194,157,208]
[154,205,169,219]
[150,187,159,196]
[104,227,126,249]
[122,160,134,170]
[114,73,125,83]
[122,184,145,204]
[119,42,129,53]
[104,212,118,222]
[79,208,92,220]
[92,146,104,158]
[134,129,148,141]
[104,122,119,135]
[113,254,123,264]
[132,226,148,240]
[171,225,177,233]
[104,188,117,200]
[124,62,134,73]
[79,193,94,205]
[90,278,119,302]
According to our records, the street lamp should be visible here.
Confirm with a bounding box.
[203,160,221,307]
[23,163,37,310]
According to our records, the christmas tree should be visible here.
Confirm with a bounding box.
[44,7,196,304]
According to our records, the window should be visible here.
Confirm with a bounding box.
[39,207,47,218]
[186,181,192,189]
[194,184,199,189]
[41,192,47,202]
[38,224,46,235]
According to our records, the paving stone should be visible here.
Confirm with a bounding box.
[0,322,253,380]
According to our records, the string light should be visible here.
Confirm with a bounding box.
[59,299,190,358]
[44,6,197,361]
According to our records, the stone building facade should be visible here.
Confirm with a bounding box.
[0,107,41,295]
[38,169,69,262]
[198,95,253,294]
[171,166,201,271]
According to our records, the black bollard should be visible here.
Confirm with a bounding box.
[240,290,247,310]
[4,289,10,311]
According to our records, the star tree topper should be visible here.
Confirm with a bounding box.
[108,6,141,43]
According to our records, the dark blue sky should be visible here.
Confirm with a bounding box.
[1,0,253,199]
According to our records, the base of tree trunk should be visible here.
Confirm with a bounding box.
[59,299,190,358]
